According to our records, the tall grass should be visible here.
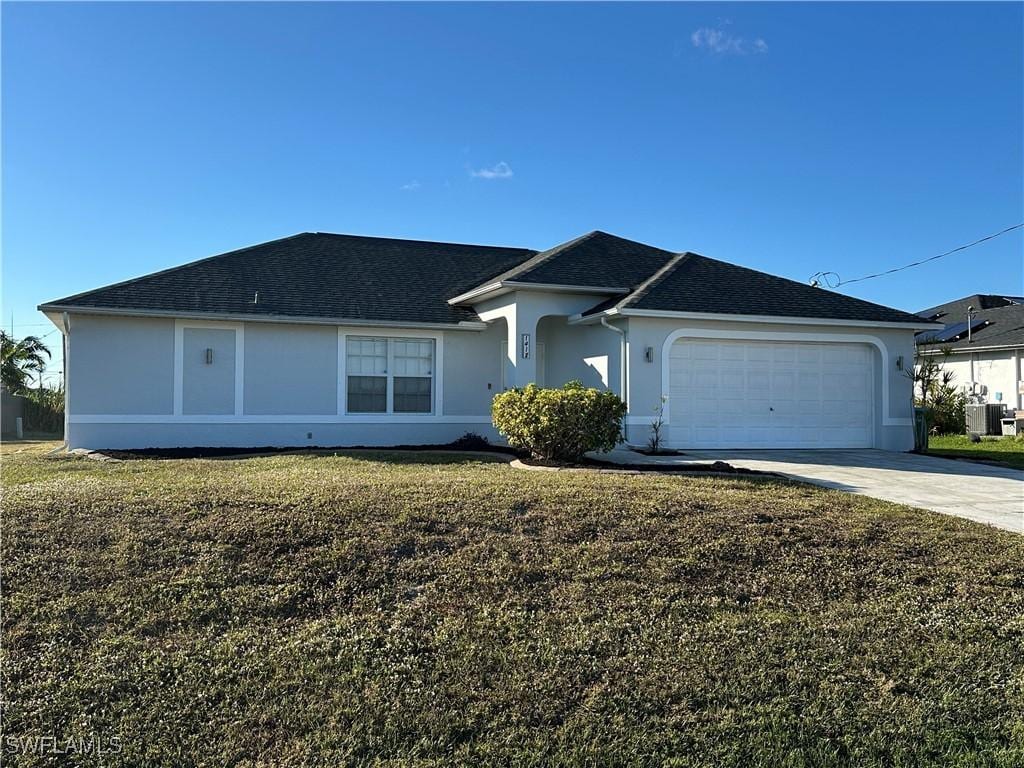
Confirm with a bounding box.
[23,387,64,434]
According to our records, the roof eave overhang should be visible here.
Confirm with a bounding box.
[916,342,1024,354]
[448,280,629,306]
[568,307,942,330]
[36,304,489,331]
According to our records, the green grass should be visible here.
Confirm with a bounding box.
[2,443,1023,766]
[927,434,1024,470]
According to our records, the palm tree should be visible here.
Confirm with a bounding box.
[1,331,51,394]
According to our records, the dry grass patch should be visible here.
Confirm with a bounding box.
[2,449,1022,766]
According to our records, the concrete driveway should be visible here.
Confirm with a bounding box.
[604,448,1023,533]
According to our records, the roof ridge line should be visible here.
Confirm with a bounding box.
[614,252,691,310]
[450,230,602,297]
[309,231,534,253]
[505,230,602,278]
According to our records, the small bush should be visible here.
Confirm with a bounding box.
[449,432,491,451]
[920,388,967,435]
[491,380,626,461]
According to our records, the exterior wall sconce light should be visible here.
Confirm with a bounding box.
[205,348,214,365]
[895,355,904,371]
[645,346,654,363]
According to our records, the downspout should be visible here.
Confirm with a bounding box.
[600,317,627,405]
[1015,347,1022,411]
[61,312,70,452]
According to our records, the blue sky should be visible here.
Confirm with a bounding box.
[3,2,1022,386]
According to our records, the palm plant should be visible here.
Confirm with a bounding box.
[1,331,51,394]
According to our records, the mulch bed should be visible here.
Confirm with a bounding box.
[98,441,519,461]
[94,443,765,476]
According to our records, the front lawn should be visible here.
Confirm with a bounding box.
[2,445,1022,766]
[927,434,1024,470]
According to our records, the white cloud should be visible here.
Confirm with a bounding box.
[400,180,421,191]
[691,27,767,55]
[470,161,514,180]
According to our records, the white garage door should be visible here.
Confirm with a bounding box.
[668,339,874,449]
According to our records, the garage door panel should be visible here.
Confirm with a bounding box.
[668,339,873,449]
[772,345,796,364]
[796,346,821,364]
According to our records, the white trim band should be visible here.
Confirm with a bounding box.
[40,305,487,331]
[571,307,939,331]
[69,415,493,425]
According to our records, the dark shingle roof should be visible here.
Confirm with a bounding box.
[583,252,929,325]
[917,294,1024,322]
[457,230,676,293]
[41,230,927,327]
[915,296,1024,350]
[40,233,536,325]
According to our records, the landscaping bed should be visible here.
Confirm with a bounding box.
[3,445,1022,766]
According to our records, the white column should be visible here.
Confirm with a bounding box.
[478,298,540,388]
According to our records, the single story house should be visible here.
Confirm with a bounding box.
[916,294,1024,410]
[40,231,935,451]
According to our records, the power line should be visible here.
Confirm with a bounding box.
[809,223,1023,288]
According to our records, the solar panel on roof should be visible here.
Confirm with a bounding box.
[916,318,987,344]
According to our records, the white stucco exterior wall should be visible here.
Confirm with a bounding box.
[61,307,919,452]
[937,349,1023,410]
[68,314,176,415]
[536,316,621,392]
[63,313,502,449]
[474,290,619,389]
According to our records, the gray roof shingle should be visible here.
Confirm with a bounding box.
[915,295,1024,350]
[582,252,928,325]
[460,230,676,291]
[40,233,537,325]
[41,230,928,327]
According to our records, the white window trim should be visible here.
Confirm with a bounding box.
[174,319,245,417]
[338,328,444,417]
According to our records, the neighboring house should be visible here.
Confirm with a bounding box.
[39,231,933,451]
[915,294,1024,411]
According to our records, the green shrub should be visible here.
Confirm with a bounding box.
[919,388,966,435]
[491,380,626,461]
[23,387,64,435]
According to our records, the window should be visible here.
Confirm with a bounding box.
[392,339,433,412]
[346,337,388,412]
[346,336,434,414]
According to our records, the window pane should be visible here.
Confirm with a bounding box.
[347,336,387,376]
[394,377,432,413]
[393,338,433,377]
[347,376,386,413]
